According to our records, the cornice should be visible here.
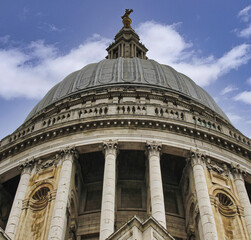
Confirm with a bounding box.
[0,115,250,162]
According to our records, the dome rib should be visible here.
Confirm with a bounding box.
[25,57,229,122]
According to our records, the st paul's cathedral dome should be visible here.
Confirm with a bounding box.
[0,9,251,240]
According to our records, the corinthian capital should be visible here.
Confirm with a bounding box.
[60,146,79,161]
[187,149,206,167]
[146,141,162,157]
[103,140,118,156]
[230,163,247,181]
[19,157,36,174]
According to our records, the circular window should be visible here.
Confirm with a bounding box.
[216,193,233,207]
[32,187,50,201]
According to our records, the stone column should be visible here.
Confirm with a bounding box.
[48,147,78,240]
[99,140,118,240]
[131,43,134,57]
[5,159,35,239]
[146,142,166,228]
[121,43,124,57]
[118,45,121,57]
[231,165,251,239]
[188,150,218,240]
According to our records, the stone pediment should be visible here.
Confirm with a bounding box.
[107,216,175,240]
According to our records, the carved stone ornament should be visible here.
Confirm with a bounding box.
[36,158,56,172]
[60,146,79,161]
[146,141,162,157]
[29,186,51,211]
[206,158,229,176]
[19,157,36,173]
[230,163,247,180]
[187,225,196,240]
[22,186,56,211]
[187,149,206,167]
[215,192,237,217]
[103,140,118,156]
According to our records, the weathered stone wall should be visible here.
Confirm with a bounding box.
[15,158,61,240]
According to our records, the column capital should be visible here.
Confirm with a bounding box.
[59,146,79,162]
[230,163,247,181]
[19,157,36,174]
[146,141,162,157]
[103,140,118,156]
[187,149,206,168]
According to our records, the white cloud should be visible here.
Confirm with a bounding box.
[137,21,251,86]
[239,24,251,38]
[220,85,238,95]
[225,112,242,123]
[136,21,192,63]
[237,5,251,38]
[0,21,251,100]
[238,5,251,22]
[0,35,110,99]
[234,91,251,104]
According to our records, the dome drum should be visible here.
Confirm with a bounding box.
[0,84,250,163]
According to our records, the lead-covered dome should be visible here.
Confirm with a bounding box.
[26,57,229,122]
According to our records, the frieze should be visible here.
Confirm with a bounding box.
[0,117,250,163]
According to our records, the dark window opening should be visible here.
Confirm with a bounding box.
[121,187,142,209]
[85,189,102,211]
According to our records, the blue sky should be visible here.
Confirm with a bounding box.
[0,0,251,140]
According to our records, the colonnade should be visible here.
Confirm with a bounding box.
[108,42,146,59]
[4,142,251,240]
